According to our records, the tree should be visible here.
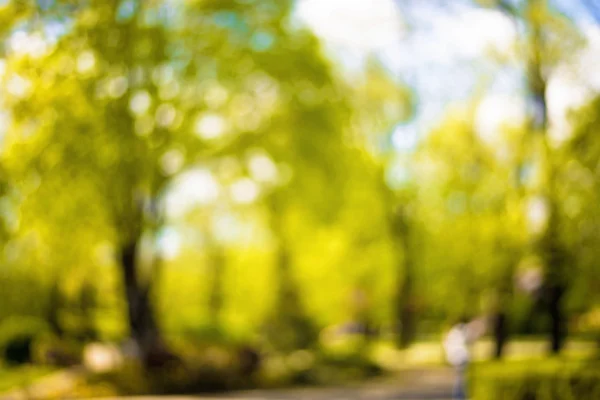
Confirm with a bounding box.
[1,0,366,358]
[468,0,585,354]
[350,59,415,347]
[567,96,600,340]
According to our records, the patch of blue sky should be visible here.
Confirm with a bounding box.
[139,1,183,28]
[43,17,71,44]
[38,0,55,12]
[213,11,249,33]
[553,0,597,24]
[251,31,275,52]
[156,226,181,260]
[116,0,137,23]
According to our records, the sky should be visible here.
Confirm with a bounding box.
[295,0,600,149]
[296,0,515,144]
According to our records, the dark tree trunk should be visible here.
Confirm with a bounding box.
[79,278,98,341]
[392,205,416,349]
[541,213,568,356]
[492,265,515,359]
[524,0,568,355]
[548,283,566,354]
[120,239,163,365]
[540,201,567,354]
[493,311,507,359]
[47,279,64,338]
[397,266,415,348]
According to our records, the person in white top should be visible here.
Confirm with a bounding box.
[443,316,486,400]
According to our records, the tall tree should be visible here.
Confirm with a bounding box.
[475,0,584,353]
[2,0,361,357]
[350,59,415,346]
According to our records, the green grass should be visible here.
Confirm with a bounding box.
[473,358,594,376]
[470,358,600,400]
[368,336,599,375]
[0,365,55,393]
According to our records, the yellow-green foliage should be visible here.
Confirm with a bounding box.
[472,360,600,400]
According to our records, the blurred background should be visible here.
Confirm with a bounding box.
[0,0,599,398]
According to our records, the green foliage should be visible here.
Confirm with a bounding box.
[82,345,382,395]
[33,334,87,367]
[409,107,526,321]
[0,0,366,353]
[472,360,600,400]
[0,316,49,365]
[0,270,48,323]
[0,1,598,395]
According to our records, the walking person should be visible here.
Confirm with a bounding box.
[443,316,486,399]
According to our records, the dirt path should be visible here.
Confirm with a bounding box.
[95,367,456,400]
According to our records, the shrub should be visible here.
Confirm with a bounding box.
[471,360,600,400]
[35,336,84,367]
[0,316,49,365]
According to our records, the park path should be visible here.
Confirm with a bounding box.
[95,367,456,400]
[1,367,455,400]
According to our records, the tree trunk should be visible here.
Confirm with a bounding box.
[273,233,316,350]
[538,194,567,354]
[47,278,64,338]
[524,0,567,355]
[493,311,507,359]
[392,205,416,349]
[265,195,316,351]
[492,264,515,359]
[548,283,565,353]
[79,278,98,341]
[120,239,162,365]
[397,263,415,348]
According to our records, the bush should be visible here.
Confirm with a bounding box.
[471,360,600,400]
[0,316,49,365]
[92,343,253,395]
[86,342,384,396]
[35,336,84,367]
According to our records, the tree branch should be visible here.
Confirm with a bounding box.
[496,0,518,17]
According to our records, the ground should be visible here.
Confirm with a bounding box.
[3,367,456,400]
[2,338,597,399]
[196,367,455,400]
